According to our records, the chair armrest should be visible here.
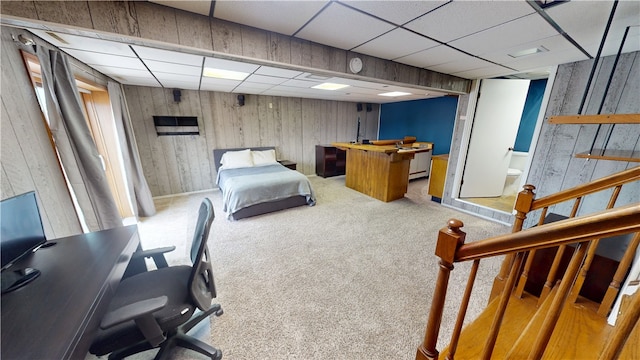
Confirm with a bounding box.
[100,296,168,329]
[132,246,176,268]
[100,296,169,347]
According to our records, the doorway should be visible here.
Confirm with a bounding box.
[458,76,550,213]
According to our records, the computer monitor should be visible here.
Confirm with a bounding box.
[1,191,46,271]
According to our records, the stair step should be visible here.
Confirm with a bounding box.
[441,294,538,359]
[441,292,639,359]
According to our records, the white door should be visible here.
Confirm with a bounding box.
[460,79,530,198]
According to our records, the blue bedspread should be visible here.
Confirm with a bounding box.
[216,164,316,219]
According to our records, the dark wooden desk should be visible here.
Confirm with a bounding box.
[1,225,140,359]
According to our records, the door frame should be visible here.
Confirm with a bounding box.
[450,66,558,213]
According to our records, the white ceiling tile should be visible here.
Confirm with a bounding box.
[342,1,446,25]
[255,66,304,78]
[132,45,203,66]
[63,49,146,69]
[352,28,438,60]
[158,79,201,90]
[200,77,241,92]
[29,29,136,57]
[427,55,498,74]
[144,60,201,76]
[244,74,288,85]
[451,65,515,80]
[394,45,467,68]
[113,76,161,87]
[405,1,535,43]
[546,0,640,57]
[235,82,275,92]
[89,65,153,78]
[295,2,395,50]
[213,1,329,36]
[280,79,322,88]
[203,57,261,73]
[449,14,558,55]
[153,72,200,82]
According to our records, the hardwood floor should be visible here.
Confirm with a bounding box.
[440,292,639,359]
[460,194,517,213]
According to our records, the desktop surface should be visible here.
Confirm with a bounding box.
[1,225,139,360]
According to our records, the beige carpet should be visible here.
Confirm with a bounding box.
[124,176,509,360]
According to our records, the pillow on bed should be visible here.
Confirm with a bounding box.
[252,149,277,166]
[220,149,254,169]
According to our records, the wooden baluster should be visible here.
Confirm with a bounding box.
[515,207,548,298]
[480,251,525,360]
[598,232,640,316]
[529,241,590,359]
[538,198,582,305]
[445,259,480,360]
[490,185,535,301]
[598,286,640,360]
[416,219,466,360]
[568,185,622,304]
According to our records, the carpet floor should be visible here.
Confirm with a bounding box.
[92,175,509,360]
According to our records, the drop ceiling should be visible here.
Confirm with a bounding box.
[15,0,640,104]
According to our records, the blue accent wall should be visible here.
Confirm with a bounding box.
[379,96,458,155]
[514,79,547,152]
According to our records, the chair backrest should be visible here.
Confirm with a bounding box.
[188,198,217,311]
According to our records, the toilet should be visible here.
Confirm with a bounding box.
[503,152,528,196]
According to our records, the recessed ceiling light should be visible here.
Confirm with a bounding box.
[312,83,350,91]
[202,67,249,80]
[508,46,549,58]
[379,91,411,97]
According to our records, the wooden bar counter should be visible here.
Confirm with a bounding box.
[332,142,433,202]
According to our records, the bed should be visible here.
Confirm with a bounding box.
[213,147,316,220]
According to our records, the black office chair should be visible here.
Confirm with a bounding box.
[90,198,223,360]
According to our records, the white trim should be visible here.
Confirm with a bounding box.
[518,66,558,191]
[441,201,512,226]
[451,79,480,199]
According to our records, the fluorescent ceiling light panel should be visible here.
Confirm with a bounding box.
[508,46,549,58]
[379,91,411,97]
[312,83,350,91]
[202,67,249,80]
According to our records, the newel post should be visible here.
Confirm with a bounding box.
[416,219,466,360]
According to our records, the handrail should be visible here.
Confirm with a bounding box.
[455,203,640,262]
[531,166,640,210]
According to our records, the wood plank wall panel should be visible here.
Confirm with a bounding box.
[124,86,377,196]
[174,10,213,51]
[32,1,94,29]
[0,1,469,93]
[524,51,640,228]
[0,29,81,238]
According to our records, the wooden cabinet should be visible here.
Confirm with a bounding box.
[409,150,432,180]
[316,145,346,177]
[428,154,448,202]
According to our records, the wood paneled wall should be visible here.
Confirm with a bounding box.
[0,28,80,238]
[124,86,379,196]
[0,1,470,94]
[525,51,640,226]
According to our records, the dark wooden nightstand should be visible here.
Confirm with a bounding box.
[278,160,297,170]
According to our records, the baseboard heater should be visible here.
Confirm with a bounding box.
[153,116,199,136]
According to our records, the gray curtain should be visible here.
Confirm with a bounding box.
[36,46,122,230]
[107,81,156,217]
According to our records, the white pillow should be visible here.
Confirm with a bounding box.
[220,149,254,169]
[252,149,277,166]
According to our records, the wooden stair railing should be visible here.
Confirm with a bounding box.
[415,203,640,360]
[496,166,640,306]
